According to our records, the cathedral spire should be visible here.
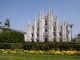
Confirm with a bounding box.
[39,10,44,19]
[27,20,30,25]
[47,9,53,17]
[34,16,37,27]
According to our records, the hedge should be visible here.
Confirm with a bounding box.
[0,42,80,50]
[23,42,80,50]
[0,43,23,49]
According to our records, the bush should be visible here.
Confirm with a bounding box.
[23,42,80,50]
[0,43,23,49]
[0,42,79,50]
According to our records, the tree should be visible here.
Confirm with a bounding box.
[0,29,24,43]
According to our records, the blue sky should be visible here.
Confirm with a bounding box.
[0,0,80,37]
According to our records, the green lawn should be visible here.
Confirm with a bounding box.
[0,54,80,60]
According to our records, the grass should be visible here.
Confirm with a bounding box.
[0,54,80,60]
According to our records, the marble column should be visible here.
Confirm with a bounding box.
[33,18,37,42]
[55,17,60,42]
[47,10,54,42]
[39,11,45,42]
[26,21,33,42]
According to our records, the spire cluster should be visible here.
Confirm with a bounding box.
[24,10,72,42]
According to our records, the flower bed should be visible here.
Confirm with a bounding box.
[0,49,80,55]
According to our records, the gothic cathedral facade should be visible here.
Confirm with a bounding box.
[24,10,71,42]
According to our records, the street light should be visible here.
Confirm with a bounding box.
[0,22,2,24]
[0,22,2,28]
[69,24,74,41]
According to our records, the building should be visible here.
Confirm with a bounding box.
[24,10,72,42]
[75,33,80,42]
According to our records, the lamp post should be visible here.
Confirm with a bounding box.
[75,35,78,42]
[0,22,1,24]
[0,22,2,28]
[69,24,73,41]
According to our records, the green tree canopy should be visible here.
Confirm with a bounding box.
[0,29,24,43]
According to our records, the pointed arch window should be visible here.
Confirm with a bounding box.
[45,19,47,25]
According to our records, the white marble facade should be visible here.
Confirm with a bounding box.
[24,10,71,42]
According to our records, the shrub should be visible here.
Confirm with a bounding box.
[0,43,23,49]
[23,42,80,50]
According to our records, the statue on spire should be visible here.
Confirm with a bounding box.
[5,19,10,28]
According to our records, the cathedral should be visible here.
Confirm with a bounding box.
[24,10,71,42]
